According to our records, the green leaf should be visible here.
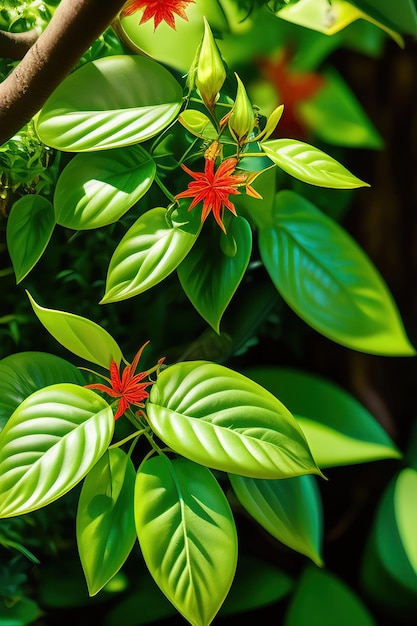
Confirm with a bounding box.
[6,195,55,283]
[147,361,322,479]
[77,448,137,596]
[0,352,84,432]
[242,367,401,468]
[219,554,294,616]
[285,565,376,626]
[351,0,417,36]
[261,138,368,188]
[259,191,415,355]
[102,205,201,303]
[135,455,237,626]
[361,469,417,609]
[230,474,323,565]
[178,109,217,140]
[36,55,183,152]
[0,597,40,626]
[178,217,252,332]
[54,145,156,230]
[0,383,114,518]
[298,69,383,149]
[27,292,122,368]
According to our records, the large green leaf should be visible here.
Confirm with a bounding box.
[230,474,323,565]
[0,384,114,518]
[135,455,237,626]
[259,191,415,355]
[54,145,156,230]
[298,69,383,149]
[285,565,376,626]
[242,367,401,468]
[351,0,417,36]
[178,217,252,332]
[147,361,321,479]
[261,138,368,188]
[0,597,40,626]
[102,205,201,303]
[77,448,137,596]
[28,293,122,368]
[0,352,84,432]
[35,55,183,152]
[361,469,417,610]
[6,195,55,283]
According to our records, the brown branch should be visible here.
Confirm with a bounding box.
[0,28,41,60]
[0,0,127,146]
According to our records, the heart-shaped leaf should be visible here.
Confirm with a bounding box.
[0,384,114,517]
[54,145,156,229]
[77,448,137,596]
[178,217,252,332]
[28,293,122,368]
[135,455,237,626]
[36,55,183,151]
[147,361,322,479]
[6,195,55,282]
[259,191,415,355]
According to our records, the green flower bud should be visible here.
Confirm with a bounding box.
[228,74,255,145]
[195,18,226,112]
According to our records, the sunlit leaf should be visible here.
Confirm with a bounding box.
[0,352,84,432]
[135,455,237,626]
[178,216,252,332]
[0,384,114,517]
[6,195,55,283]
[36,55,183,151]
[54,145,156,229]
[147,361,322,479]
[261,138,368,188]
[77,448,137,596]
[102,205,201,303]
[242,367,401,467]
[27,292,122,368]
[259,191,415,355]
[230,474,323,565]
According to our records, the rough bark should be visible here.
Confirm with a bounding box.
[0,0,127,145]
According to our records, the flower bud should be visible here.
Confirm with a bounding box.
[228,74,255,145]
[195,18,226,112]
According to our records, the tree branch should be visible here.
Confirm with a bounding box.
[0,28,41,60]
[0,0,127,146]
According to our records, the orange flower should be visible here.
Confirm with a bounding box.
[174,158,247,233]
[122,0,194,30]
[85,342,163,420]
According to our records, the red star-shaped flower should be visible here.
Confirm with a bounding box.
[122,0,194,30]
[86,342,156,420]
[174,157,247,233]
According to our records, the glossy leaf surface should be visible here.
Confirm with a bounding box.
[261,138,368,188]
[242,367,401,467]
[6,195,55,283]
[28,293,122,368]
[77,448,136,596]
[147,361,321,479]
[0,384,114,517]
[135,455,237,626]
[259,191,415,355]
[102,206,200,303]
[178,216,252,332]
[0,352,84,432]
[230,474,323,565]
[36,55,183,151]
[54,146,156,229]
